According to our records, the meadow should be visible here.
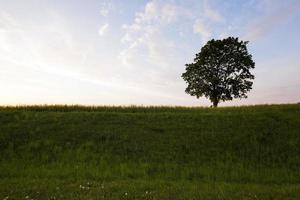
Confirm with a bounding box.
[0,104,299,199]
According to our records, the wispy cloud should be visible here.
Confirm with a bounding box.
[203,0,223,22]
[244,1,300,41]
[98,23,109,36]
[0,10,101,87]
[1,0,299,106]
[192,0,223,43]
[193,19,211,43]
[119,0,179,67]
[99,1,113,17]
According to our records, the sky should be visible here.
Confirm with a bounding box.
[0,0,300,106]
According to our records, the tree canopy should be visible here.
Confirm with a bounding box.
[182,37,255,107]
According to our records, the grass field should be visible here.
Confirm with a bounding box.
[0,104,299,199]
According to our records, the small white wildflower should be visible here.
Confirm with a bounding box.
[25,196,29,199]
[125,192,128,196]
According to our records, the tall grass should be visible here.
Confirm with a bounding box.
[0,104,299,199]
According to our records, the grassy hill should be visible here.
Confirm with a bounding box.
[0,104,299,199]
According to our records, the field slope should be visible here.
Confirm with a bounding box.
[0,104,299,199]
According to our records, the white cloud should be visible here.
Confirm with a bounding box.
[193,19,211,43]
[119,0,180,66]
[203,0,223,22]
[98,23,109,36]
[116,0,191,98]
[100,1,113,17]
[191,0,223,43]
[132,1,178,25]
[2,0,299,106]
[161,4,178,23]
[100,8,109,17]
[143,1,157,21]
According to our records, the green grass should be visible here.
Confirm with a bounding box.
[0,104,299,199]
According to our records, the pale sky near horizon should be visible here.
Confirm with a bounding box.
[0,0,300,106]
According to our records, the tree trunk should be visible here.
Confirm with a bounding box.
[212,99,219,107]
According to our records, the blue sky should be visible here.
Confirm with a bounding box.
[0,0,299,106]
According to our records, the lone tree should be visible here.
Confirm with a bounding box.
[182,37,255,107]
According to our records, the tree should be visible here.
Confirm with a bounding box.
[182,37,255,107]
